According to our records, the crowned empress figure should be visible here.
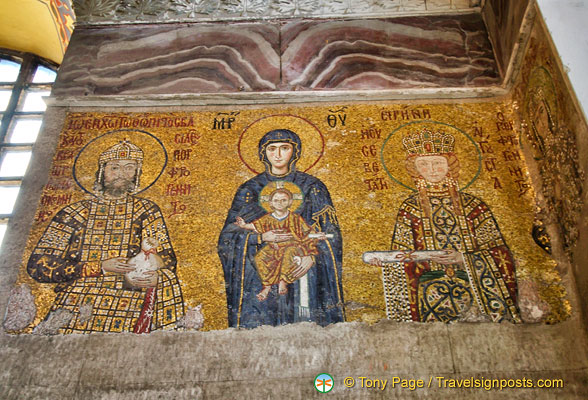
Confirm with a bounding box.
[383,129,521,323]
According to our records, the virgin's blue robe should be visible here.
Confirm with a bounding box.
[218,129,345,328]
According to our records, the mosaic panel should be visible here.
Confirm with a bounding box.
[512,18,586,258]
[10,102,568,333]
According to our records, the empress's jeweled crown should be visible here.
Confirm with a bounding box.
[402,129,455,155]
[99,140,144,165]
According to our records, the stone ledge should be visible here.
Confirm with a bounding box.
[45,87,509,108]
[73,0,482,26]
[0,319,586,399]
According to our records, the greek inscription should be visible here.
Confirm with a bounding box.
[51,165,69,177]
[484,158,497,172]
[59,134,84,147]
[40,194,73,207]
[498,135,517,146]
[515,179,531,196]
[496,112,514,131]
[67,116,195,131]
[166,184,192,196]
[173,149,192,161]
[381,108,431,121]
[472,125,486,138]
[326,114,347,128]
[35,210,54,222]
[45,178,72,191]
[167,167,191,179]
[360,128,381,140]
[54,150,76,161]
[212,112,240,130]
[364,177,389,191]
[363,162,380,173]
[327,107,348,128]
[479,141,494,154]
[496,121,514,131]
[502,150,521,162]
[508,166,524,178]
[493,176,503,189]
[213,117,235,130]
[169,201,187,218]
[361,145,378,157]
[174,130,201,145]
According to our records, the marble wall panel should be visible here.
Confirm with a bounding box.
[53,13,500,97]
[52,23,281,96]
[281,14,500,90]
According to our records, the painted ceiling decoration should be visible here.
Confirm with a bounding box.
[73,0,481,25]
[0,0,75,64]
[49,0,76,53]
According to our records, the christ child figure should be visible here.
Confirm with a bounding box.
[235,188,327,301]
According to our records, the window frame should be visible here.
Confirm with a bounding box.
[0,49,57,232]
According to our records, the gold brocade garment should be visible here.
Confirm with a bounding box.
[253,212,319,286]
[385,186,520,323]
[27,195,184,333]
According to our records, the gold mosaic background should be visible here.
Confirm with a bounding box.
[18,101,569,331]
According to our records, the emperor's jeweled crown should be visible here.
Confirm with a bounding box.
[99,140,144,165]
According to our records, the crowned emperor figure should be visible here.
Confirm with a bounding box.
[27,140,184,333]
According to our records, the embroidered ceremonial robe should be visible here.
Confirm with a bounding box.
[27,195,184,333]
[218,170,344,328]
[253,211,319,286]
[386,190,520,323]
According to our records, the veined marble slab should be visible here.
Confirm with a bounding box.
[52,23,281,96]
[281,14,500,90]
[53,14,499,96]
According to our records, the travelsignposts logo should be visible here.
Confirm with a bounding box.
[314,373,334,393]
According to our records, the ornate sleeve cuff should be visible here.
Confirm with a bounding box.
[81,262,102,277]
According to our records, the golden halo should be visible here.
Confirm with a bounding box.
[524,66,558,121]
[238,114,324,174]
[73,129,167,196]
[259,181,304,213]
[381,121,481,191]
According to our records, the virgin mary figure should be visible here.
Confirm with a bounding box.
[218,129,345,328]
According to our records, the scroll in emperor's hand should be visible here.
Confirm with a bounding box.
[362,250,449,264]
[308,233,334,239]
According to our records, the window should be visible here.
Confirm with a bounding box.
[0,51,57,249]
